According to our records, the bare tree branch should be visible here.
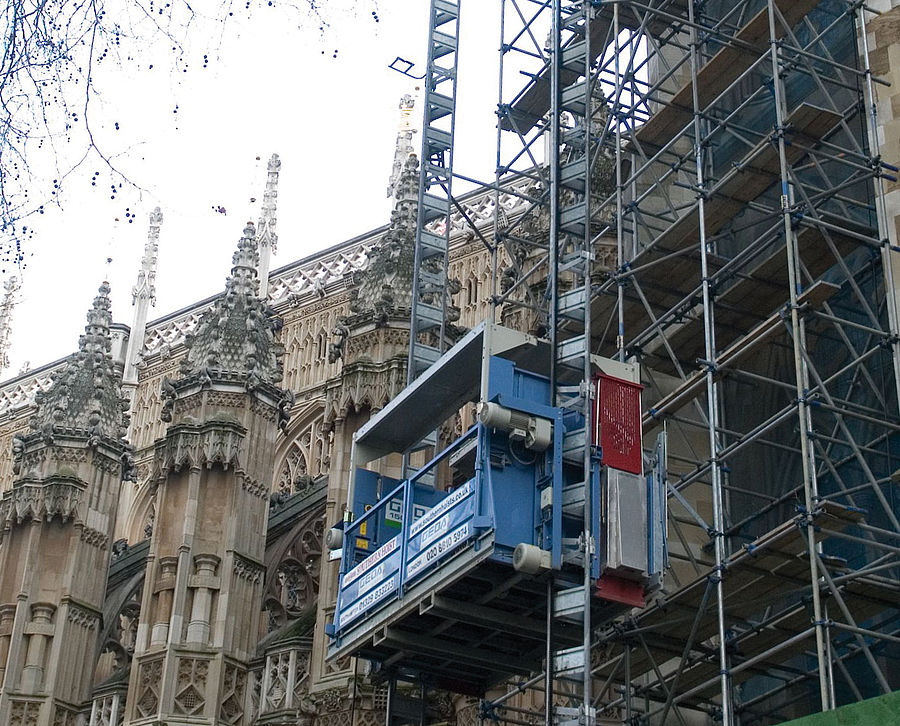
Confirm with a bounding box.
[0,0,348,266]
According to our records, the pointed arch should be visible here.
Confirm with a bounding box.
[123,475,157,545]
[272,402,329,493]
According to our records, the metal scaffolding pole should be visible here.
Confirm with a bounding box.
[475,1,900,722]
[767,1,831,708]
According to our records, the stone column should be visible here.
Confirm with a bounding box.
[19,604,54,692]
[0,604,14,686]
[185,554,219,644]
[150,557,177,646]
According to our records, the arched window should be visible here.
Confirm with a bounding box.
[316,329,327,362]
[276,443,309,494]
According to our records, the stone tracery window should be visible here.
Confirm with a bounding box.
[276,443,308,494]
[273,416,329,495]
[264,515,324,632]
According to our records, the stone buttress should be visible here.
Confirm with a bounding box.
[0,282,131,726]
[123,224,291,724]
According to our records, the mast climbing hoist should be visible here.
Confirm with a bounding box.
[326,322,667,701]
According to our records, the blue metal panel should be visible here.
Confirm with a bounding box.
[330,352,655,645]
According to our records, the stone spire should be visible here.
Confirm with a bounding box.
[124,219,290,726]
[134,207,161,305]
[345,152,420,327]
[257,153,281,300]
[387,94,417,206]
[29,281,129,443]
[0,276,21,376]
[123,207,162,385]
[178,223,284,390]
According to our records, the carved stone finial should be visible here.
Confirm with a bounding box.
[28,281,129,443]
[387,94,417,203]
[0,275,21,375]
[178,224,285,387]
[257,154,280,254]
[344,153,419,332]
[256,154,280,301]
[133,208,162,306]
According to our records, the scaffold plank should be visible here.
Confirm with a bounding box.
[641,280,839,427]
[632,0,820,151]
[591,503,876,694]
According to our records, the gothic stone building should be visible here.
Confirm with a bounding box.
[0,138,534,725]
[4,5,900,716]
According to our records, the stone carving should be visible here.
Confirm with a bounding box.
[134,207,162,306]
[9,700,41,726]
[323,351,407,425]
[152,419,245,479]
[79,525,109,549]
[327,322,350,364]
[120,447,136,482]
[206,391,247,409]
[278,389,295,433]
[294,651,311,699]
[233,553,265,583]
[179,224,285,387]
[347,154,418,324]
[89,695,118,726]
[219,663,247,725]
[241,475,269,499]
[258,154,281,254]
[173,657,208,716]
[66,602,100,629]
[0,479,84,525]
[159,376,177,423]
[11,433,24,474]
[29,282,129,444]
[265,652,291,710]
[387,94,417,201]
[135,658,163,718]
[318,686,345,712]
[257,647,316,723]
[248,668,263,723]
[111,537,129,558]
[0,275,21,377]
[143,501,155,539]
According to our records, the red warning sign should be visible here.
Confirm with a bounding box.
[594,374,643,475]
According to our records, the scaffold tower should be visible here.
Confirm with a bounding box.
[334,1,900,725]
[486,0,900,724]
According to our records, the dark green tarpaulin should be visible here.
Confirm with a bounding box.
[779,691,900,725]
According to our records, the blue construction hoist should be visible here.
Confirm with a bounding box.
[326,322,667,694]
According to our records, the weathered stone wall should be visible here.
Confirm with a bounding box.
[867,2,900,300]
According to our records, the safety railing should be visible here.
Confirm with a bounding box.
[332,425,492,636]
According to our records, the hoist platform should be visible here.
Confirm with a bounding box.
[326,322,666,694]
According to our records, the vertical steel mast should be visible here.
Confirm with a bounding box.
[408,0,461,384]
[549,2,597,721]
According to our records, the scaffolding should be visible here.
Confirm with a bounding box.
[480,0,900,724]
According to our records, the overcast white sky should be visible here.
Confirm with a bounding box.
[5,0,503,377]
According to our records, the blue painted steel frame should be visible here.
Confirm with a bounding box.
[329,353,605,644]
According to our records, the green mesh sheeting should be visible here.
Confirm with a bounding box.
[779,691,900,725]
